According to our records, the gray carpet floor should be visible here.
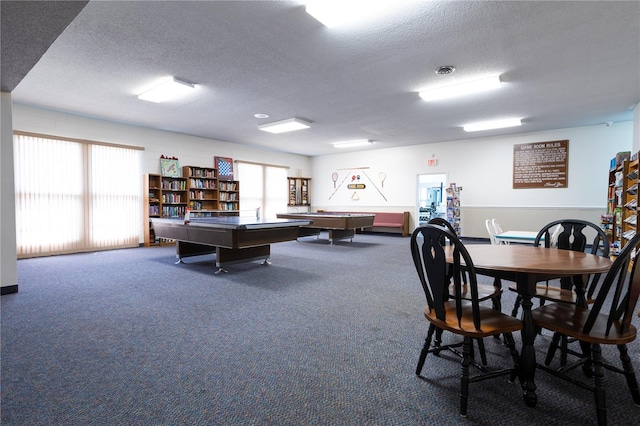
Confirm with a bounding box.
[2,232,639,425]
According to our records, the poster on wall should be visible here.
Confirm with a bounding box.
[513,140,568,189]
[328,167,388,202]
[160,157,180,177]
[215,156,234,181]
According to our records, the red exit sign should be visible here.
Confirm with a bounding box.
[427,159,438,166]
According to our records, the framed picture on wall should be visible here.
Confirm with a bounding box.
[160,158,180,177]
[215,156,234,180]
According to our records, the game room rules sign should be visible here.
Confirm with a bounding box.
[513,140,568,189]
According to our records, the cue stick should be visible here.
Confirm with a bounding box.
[361,170,387,201]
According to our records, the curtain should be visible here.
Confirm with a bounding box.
[13,133,141,257]
[236,161,288,219]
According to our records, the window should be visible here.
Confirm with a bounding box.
[236,161,288,218]
[13,132,142,257]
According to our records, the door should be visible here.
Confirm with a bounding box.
[417,173,447,227]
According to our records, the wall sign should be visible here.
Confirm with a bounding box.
[513,140,568,189]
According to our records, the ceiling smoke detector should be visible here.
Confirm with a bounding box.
[435,66,456,75]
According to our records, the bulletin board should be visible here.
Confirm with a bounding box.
[513,140,568,189]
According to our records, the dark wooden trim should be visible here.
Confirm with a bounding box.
[1,285,18,295]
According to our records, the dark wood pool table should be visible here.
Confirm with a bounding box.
[275,212,375,244]
[150,216,311,273]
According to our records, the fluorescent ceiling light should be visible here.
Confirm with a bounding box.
[258,118,312,134]
[419,75,502,101]
[138,77,195,103]
[463,118,522,132]
[332,139,374,148]
[305,0,396,28]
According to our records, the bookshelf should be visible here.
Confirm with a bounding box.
[622,157,638,249]
[219,180,240,211]
[287,177,310,212]
[143,173,187,246]
[605,152,637,256]
[183,166,219,211]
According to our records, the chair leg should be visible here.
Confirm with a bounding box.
[503,332,521,384]
[434,327,443,349]
[545,332,562,366]
[592,344,607,426]
[460,337,471,417]
[475,338,488,366]
[416,323,436,376]
[491,277,502,312]
[560,335,568,367]
[511,295,522,317]
[618,344,640,406]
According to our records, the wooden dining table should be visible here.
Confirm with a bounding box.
[445,244,612,407]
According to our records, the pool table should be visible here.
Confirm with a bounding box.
[150,216,311,273]
[275,212,375,244]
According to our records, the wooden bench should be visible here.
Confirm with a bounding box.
[319,211,410,237]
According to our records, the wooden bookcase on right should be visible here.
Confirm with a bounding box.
[605,152,637,257]
[218,180,240,211]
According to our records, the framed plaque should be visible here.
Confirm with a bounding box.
[513,140,568,189]
[215,156,234,180]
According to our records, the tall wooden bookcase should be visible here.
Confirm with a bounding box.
[217,181,239,211]
[143,173,188,246]
[144,166,241,246]
[606,153,638,256]
[183,166,218,211]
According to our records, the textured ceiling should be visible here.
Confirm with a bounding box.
[3,1,640,156]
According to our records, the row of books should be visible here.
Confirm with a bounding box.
[161,179,186,190]
[220,192,238,201]
[189,178,216,189]
[219,202,239,210]
[162,193,183,203]
[185,167,215,178]
[219,182,238,191]
[189,190,216,200]
[162,205,187,217]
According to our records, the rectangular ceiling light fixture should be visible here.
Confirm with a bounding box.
[463,118,522,132]
[332,139,374,148]
[258,118,312,134]
[305,0,394,28]
[419,75,502,102]
[138,77,195,103]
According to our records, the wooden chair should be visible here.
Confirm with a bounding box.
[510,219,610,366]
[429,218,502,312]
[531,231,640,426]
[411,224,523,417]
[427,218,503,365]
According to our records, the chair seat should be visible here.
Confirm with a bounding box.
[507,283,594,305]
[450,283,501,302]
[531,303,638,345]
[425,300,522,338]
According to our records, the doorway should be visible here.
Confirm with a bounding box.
[417,173,447,227]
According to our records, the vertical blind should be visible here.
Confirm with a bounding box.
[236,161,288,218]
[13,133,141,257]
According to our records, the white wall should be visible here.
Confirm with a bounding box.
[312,122,633,237]
[12,104,313,243]
[7,104,636,242]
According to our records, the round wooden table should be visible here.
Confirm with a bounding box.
[447,244,613,407]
